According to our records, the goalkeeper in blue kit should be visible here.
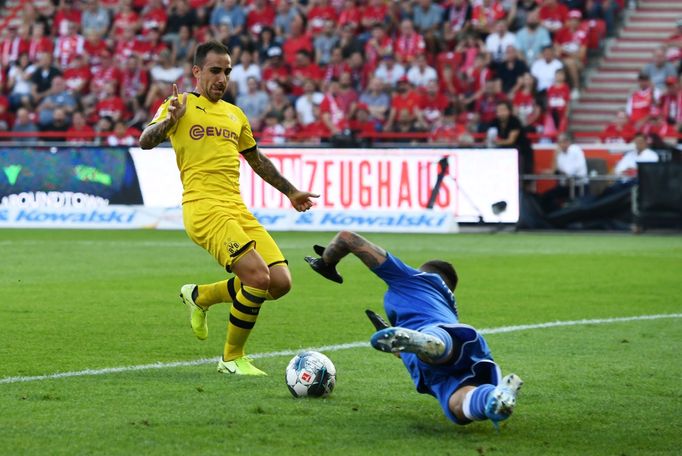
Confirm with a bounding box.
[305,231,523,428]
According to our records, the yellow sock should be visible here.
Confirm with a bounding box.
[223,285,267,361]
[196,280,232,308]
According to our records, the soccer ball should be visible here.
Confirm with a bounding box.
[285,351,336,398]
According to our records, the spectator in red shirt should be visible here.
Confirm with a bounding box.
[261,46,292,93]
[384,76,425,131]
[0,26,20,67]
[337,71,359,116]
[347,50,370,92]
[28,23,54,63]
[320,78,352,135]
[111,1,140,40]
[513,72,543,133]
[114,27,139,65]
[299,103,331,143]
[338,0,362,32]
[141,0,168,34]
[659,75,682,128]
[247,0,276,37]
[0,96,10,131]
[282,17,313,67]
[471,0,506,36]
[349,103,377,138]
[281,105,301,142]
[62,54,92,95]
[626,72,659,129]
[419,78,450,130]
[463,53,493,107]
[394,19,426,65]
[96,81,127,122]
[445,0,473,37]
[90,50,123,99]
[53,0,82,37]
[546,68,570,133]
[365,24,394,73]
[8,25,31,64]
[107,120,141,146]
[121,54,150,112]
[640,107,677,141]
[600,109,636,144]
[307,0,338,36]
[323,47,351,84]
[66,110,95,144]
[54,21,85,69]
[554,10,587,98]
[291,50,324,97]
[361,0,389,30]
[135,26,169,63]
[430,106,469,144]
[538,0,569,34]
[260,111,287,144]
[83,31,109,71]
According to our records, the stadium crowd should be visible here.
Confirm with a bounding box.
[0,0,680,146]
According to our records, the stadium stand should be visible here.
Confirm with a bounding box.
[0,0,679,151]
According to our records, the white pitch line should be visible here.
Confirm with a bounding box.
[1,314,680,385]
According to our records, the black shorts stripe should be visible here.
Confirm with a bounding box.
[232,298,261,315]
[230,240,255,259]
[225,240,256,273]
[268,259,289,268]
[240,286,265,305]
[229,314,255,329]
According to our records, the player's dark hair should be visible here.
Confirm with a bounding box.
[194,41,230,68]
[420,260,458,292]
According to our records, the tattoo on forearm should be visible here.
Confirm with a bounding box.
[249,151,296,196]
[324,232,386,269]
[139,119,174,149]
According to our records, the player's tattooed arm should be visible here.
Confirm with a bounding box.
[324,231,387,269]
[139,119,174,149]
[245,148,297,195]
[245,148,319,211]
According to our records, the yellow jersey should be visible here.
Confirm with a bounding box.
[150,92,257,204]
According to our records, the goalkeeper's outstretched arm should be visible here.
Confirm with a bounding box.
[322,230,388,269]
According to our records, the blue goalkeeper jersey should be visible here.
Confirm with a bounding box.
[372,253,498,419]
[371,252,458,330]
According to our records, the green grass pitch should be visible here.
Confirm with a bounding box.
[1,229,681,455]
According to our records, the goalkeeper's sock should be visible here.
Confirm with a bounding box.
[462,384,496,421]
[223,284,267,361]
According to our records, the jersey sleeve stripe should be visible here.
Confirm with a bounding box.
[240,144,258,155]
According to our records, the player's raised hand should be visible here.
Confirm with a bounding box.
[167,84,187,124]
[288,190,319,212]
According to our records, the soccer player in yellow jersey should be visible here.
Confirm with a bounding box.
[139,41,318,376]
